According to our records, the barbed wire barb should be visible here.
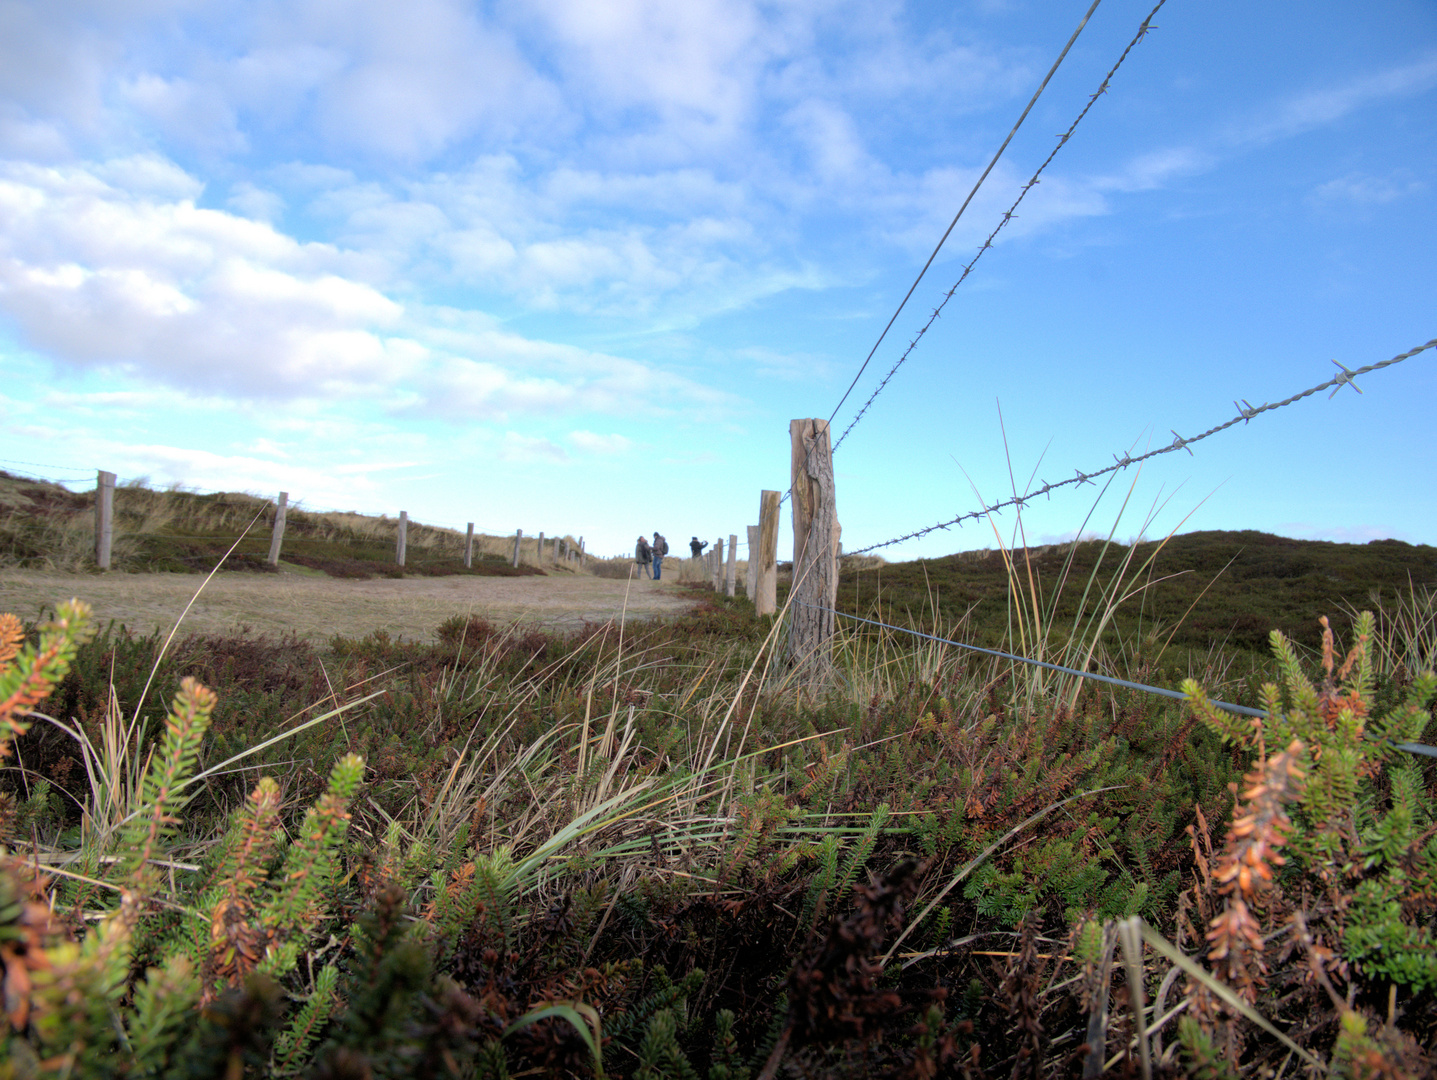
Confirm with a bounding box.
[1329,359,1363,398]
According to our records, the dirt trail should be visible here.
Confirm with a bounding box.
[0,568,699,643]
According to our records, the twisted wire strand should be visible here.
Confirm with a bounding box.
[847,336,1437,556]
[831,0,1167,455]
[823,0,1108,438]
[0,458,96,476]
[808,603,1437,759]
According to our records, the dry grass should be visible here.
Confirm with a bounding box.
[0,567,700,642]
[0,471,585,573]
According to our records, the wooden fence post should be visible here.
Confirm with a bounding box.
[396,511,408,566]
[537,532,544,563]
[725,533,737,597]
[712,537,724,590]
[513,529,523,567]
[464,523,474,568]
[266,491,288,567]
[95,470,116,571]
[746,525,758,601]
[787,419,839,686]
[579,537,585,566]
[756,490,779,615]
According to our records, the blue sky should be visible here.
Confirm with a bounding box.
[0,0,1433,561]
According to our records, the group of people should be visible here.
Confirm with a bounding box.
[634,533,711,579]
[633,532,669,579]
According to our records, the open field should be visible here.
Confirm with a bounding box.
[0,566,699,642]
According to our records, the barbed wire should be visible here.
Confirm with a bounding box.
[846,336,1437,556]
[831,0,1167,456]
[822,0,1108,443]
[0,457,96,476]
[809,603,1437,759]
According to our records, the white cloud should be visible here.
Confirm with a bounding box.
[406,330,732,422]
[498,431,568,463]
[520,0,765,145]
[0,161,405,396]
[1311,170,1427,206]
[118,72,247,153]
[227,181,285,222]
[569,429,633,454]
[0,156,735,422]
[1236,53,1437,147]
[269,0,564,160]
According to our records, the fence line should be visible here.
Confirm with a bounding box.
[847,336,1437,556]
[810,603,1437,759]
[0,457,95,476]
[830,0,1167,456]
[824,0,1106,442]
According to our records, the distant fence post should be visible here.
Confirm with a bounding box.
[513,529,523,567]
[464,523,474,568]
[725,533,737,597]
[266,491,288,567]
[579,537,585,566]
[538,531,544,563]
[712,538,724,590]
[746,525,758,601]
[396,511,408,566]
[94,470,116,570]
[756,490,780,615]
[787,419,839,686]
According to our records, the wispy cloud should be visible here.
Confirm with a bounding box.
[569,429,634,454]
[1310,170,1427,206]
[1233,52,1437,147]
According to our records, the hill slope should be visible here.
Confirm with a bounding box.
[836,529,1437,655]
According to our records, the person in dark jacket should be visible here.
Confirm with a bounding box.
[635,535,652,578]
[651,532,668,579]
[690,536,707,559]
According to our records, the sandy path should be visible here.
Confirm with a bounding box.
[0,568,699,643]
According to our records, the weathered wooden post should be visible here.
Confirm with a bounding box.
[512,529,523,567]
[537,532,544,563]
[396,511,408,566]
[787,419,840,685]
[712,537,724,590]
[464,523,474,568]
[94,470,116,570]
[266,491,288,567]
[579,537,585,566]
[746,525,759,601]
[725,533,737,597]
[756,490,779,615]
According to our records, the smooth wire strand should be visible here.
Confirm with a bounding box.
[823,0,1105,434]
[810,604,1437,759]
[831,0,1167,456]
[847,336,1437,556]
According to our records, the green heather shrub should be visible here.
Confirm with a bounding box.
[1,592,1434,1077]
[1184,612,1437,991]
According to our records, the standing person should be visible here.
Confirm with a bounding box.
[651,532,668,579]
[690,536,707,559]
[635,535,652,578]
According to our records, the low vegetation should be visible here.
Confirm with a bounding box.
[0,471,555,578]
[1,473,1435,1076]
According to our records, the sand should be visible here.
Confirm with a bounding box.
[0,567,699,643]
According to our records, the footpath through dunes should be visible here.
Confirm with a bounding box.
[0,568,700,642]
